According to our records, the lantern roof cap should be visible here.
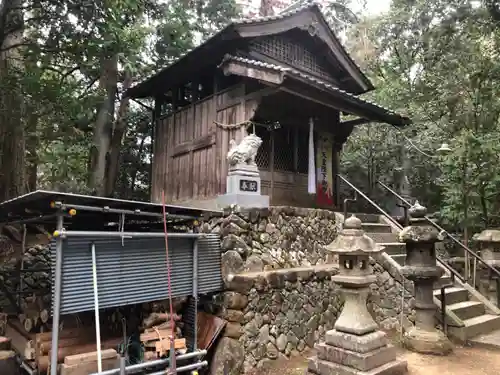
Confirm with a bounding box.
[326,215,381,255]
[409,200,427,219]
[473,229,500,243]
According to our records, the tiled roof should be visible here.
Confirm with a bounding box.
[220,54,407,123]
[126,1,373,98]
[231,1,317,24]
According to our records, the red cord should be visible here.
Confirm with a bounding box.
[162,190,176,372]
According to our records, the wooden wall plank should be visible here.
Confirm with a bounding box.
[153,84,266,205]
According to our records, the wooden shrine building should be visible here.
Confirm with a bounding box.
[126,3,410,209]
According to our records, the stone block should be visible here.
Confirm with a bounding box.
[325,330,388,354]
[308,356,407,375]
[226,173,261,195]
[315,343,397,371]
[225,322,244,339]
[223,292,248,310]
[216,193,270,209]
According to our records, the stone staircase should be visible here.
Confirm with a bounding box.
[353,213,500,343]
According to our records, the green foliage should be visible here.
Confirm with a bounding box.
[0,0,240,199]
[339,0,500,232]
[5,0,500,236]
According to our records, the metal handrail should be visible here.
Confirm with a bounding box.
[337,175,401,229]
[337,174,465,283]
[377,180,500,281]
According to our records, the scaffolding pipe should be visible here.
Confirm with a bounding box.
[59,203,163,218]
[50,213,64,375]
[147,361,208,375]
[192,239,198,351]
[119,357,126,375]
[91,243,103,372]
[89,350,208,375]
[55,202,202,221]
[53,230,206,239]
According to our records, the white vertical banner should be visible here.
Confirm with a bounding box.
[308,118,316,195]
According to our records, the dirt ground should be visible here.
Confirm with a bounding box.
[253,345,500,375]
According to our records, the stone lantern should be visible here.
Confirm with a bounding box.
[308,215,407,375]
[400,202,452,355]
[472,229,500,306]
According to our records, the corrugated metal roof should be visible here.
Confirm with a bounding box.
[52,234,222,315]
[220,54,409,125]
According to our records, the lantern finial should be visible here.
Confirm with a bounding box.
[344,214,362,229]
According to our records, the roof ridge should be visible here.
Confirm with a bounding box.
[230,1,320,25]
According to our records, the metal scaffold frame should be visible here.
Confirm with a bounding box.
[0,190,223,375]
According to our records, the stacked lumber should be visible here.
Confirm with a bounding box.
[0,225,52,328]
[140,313,186,359]
[19,294,50,333]
[60,349,119,375]
[36,332,123,373]
[5,320,124,374]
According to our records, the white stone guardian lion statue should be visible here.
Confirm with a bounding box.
[227,133,263,167]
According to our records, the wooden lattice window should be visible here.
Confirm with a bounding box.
[250,35,334,82]
[255,125,310,174]
[273,126,294,172]
[255,126,271,169]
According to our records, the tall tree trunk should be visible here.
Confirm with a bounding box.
[0,0,25,201]
[25,107,38,192]
[89,55,118,195]
[128,133,147,198]
[104,70,133,197]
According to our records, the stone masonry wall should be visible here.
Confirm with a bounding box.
[201,207,414,374]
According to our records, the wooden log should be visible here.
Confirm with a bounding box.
[60,355,119,375]
[39,337,90,356]
[0,337,11,351]
[22,317,34,333]
[38,338,123,372]
[7,320,32,340]
[140,329,173,342]
[40,309,49,324]
[0,350,20,375]
[35,327,89,345]
[64,349,118,366]
[5,324,32,360]
[144,321,172,333]
[154,338,186,356]
[142,312,181,329]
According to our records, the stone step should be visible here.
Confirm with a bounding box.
[433,287,469,305]
[450,315,500,341]
[361,222,392,233]
[368,232,400,243]
[434,275,453,289]
[379,243,405,255]
[448,301,486,321]
[469,329,500,351]
[347,213,381,223]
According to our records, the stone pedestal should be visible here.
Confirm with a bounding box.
[400,202,452,355]
[308,216,407,375]
[473,229,500,307]
[217,163,269,209]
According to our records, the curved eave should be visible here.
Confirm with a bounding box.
[219,55,410,127]
[126,26,239,99]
